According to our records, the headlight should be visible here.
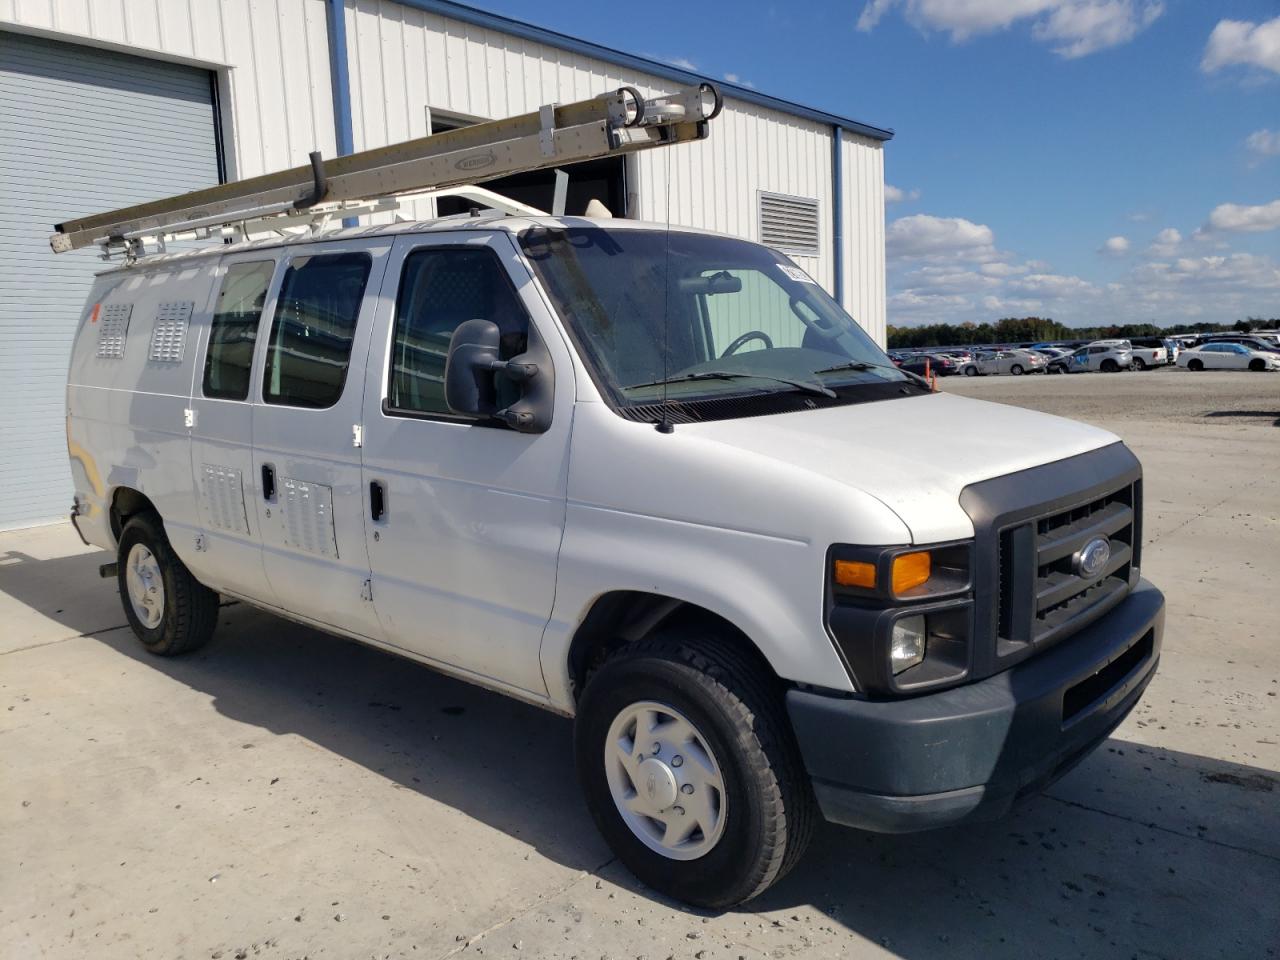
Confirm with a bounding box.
[890,615,926,674]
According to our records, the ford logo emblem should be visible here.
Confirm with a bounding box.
[1073,536,1111,579]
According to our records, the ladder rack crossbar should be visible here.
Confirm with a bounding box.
[51,84,721,257]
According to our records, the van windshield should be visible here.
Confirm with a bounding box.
[519,226,918,415]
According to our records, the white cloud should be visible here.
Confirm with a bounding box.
[1246,129,1280,158]
[856,0,1162,57]
[1032,1,1164,59]
[1100,235,1130,256]
[979,261,1030,277]
[1205,199,1280,233]
[666,56,699,71]
[1147,227,1182,257]
[1201,17,1280,75]
[885,184,922,204]
[886,214,998,260]
[1008,272,1098,297]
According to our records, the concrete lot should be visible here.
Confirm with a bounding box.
[3,370,1278,960]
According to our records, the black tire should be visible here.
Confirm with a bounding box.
[1010,364,1024,376]
[116,513,219,656]
[1249,358,1266,372]
[1133,357,1146,371]
[1100,359,1119,373]
[1188,359,1203,371]
[575,628,815,908]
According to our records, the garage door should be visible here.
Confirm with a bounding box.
[0,31,221,530]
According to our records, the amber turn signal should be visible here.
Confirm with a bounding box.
[891,551,932,594]
[833,559,876,589]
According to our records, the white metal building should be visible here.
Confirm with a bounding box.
[0,0,892,530]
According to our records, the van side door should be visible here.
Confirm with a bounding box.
[250,238,391,640]
[359,231,574,697]
[188,254,279,603]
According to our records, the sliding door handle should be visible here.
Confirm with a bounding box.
[261,463,276,501]
[369,481,386,522]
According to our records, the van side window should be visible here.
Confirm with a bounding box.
[386,247,529,418]
[263,252,373,409]
[203,260,275,400]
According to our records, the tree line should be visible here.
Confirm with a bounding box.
[886,317,1279,349]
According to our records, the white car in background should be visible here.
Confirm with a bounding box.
[1128,339,1169,370]
[960,349,1046,376]
[1177,343,1280,372]
[1068,341,1133,373]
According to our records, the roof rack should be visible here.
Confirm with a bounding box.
[50,83,724,261]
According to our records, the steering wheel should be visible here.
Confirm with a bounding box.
[721,330,773,357]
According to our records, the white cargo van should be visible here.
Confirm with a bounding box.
[58,88,1164,908]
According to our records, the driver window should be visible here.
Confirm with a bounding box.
[698,269,805,355]
[387,247,530,418]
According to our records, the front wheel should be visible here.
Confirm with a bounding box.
[1249,358,1266,372]
[575,630,814,908]
[963,365,978,377]
[117,514,219,655]
[1187,359,1204,371]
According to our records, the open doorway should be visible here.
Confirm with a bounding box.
[427,106,628,218]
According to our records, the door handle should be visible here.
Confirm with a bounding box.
[261,463,276,501]
[369,480,386,522]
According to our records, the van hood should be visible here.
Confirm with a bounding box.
[681,391,1121,543]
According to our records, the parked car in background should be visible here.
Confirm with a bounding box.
[1128,338,1169,370]
[1162,338,1181,364]
[1032,347,1073,373]
[1068,342,1133,373]
[959,350,1046,376]
[1195,335,1280,356]
[899,354,958,377]
[1177,343,1280,372]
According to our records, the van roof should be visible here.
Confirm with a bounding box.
[95,214,733,275]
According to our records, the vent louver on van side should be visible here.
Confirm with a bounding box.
[148,301,193,362]
[96,303,133,359]
[758,191,820,256]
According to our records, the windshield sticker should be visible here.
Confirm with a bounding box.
[777,264,816,284]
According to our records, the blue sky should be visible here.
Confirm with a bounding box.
[486,0,1279,328]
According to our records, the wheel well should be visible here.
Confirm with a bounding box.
[110,487,158,541]
[567,591,777,702]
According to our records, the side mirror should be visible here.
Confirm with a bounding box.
[443,318,554,433]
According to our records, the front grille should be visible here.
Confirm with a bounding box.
[996,480,1140,657]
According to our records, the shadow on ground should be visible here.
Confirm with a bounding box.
[4,546,1279,957]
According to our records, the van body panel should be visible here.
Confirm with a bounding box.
[358,232,576,696]
[677,391,1121,544]
[67,264,216,557]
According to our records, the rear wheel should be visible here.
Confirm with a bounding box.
[1133,357,1147,371]
[1188,359,1204,371]
[575,628,814,908]
[1249,358,1266,372]
[1100,359,1119,373]
[117,514,219,655]
[1010,364,1024,376]
[963,365,978,377]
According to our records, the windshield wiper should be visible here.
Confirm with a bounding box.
[625,370,836,399]
[813,360,896,374]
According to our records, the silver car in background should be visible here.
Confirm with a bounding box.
[959,349,1047,376]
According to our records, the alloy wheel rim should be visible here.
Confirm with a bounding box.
[604,701,727,861]
[125,543,164,629]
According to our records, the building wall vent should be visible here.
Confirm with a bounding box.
[758,191,821,257]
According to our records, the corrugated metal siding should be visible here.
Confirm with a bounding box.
[343,0,838,290]
[0,0,336,179]
[840,133,887,345]
[0,30,219,528]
